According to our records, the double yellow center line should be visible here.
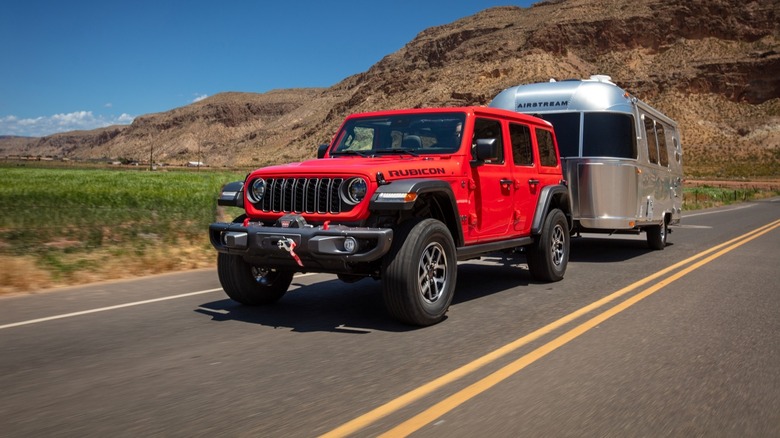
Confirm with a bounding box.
[321,219,780,437]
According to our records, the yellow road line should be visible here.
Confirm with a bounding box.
[320,219,780,438]
[380,219,780,437]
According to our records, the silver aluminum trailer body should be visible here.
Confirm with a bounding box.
[490,76,683,248]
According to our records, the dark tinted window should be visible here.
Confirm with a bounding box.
[538,113,580,158]
[472,118,504,164]
[535,128,558,167]
[509,123,533,166]
[583,113,637,159]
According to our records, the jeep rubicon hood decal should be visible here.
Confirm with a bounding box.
[250,157,459,182]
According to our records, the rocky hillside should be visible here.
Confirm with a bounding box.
[2,0,778,177]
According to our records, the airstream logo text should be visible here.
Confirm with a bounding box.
[517,100,569,109]
[388,168,446,178]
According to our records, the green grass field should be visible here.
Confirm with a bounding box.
[0,164,776,294]
[0,165,245,292]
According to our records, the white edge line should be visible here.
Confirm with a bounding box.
[683,203,755,218]
[0,288,223,330]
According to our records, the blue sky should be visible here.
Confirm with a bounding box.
[1,1,535,137]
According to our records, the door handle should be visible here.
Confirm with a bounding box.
[528,179,540,185]
[500,179,513,186]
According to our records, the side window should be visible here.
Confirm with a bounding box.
[582,113,637,159]
[509,123,533,166]
[656,123,669,167]
[472,118,503,164]
[644,116,659,165]
[674,137,681,163]
[535,128,558,167]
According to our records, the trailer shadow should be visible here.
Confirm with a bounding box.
[569,234,670,263]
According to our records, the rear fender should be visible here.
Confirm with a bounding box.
[531,185,572,235]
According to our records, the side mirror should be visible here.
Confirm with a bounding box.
[217,181,245,208]
[317,144,330,159]
[475,138,500,162]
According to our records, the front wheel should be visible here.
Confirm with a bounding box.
[217,253,294,305]
[527,209,569,282]
[382,218,457,326]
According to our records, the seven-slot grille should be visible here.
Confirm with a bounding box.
[257,177,346,214]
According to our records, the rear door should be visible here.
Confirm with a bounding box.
[508,122,540,234]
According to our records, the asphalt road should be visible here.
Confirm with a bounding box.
[1,199,778,437]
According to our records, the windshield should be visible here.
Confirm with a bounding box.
[332,113,466,155]
[537,112,580,158]
[537,112,637,159]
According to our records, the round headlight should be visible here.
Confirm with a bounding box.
[343,178,368,205]
[247,178,266,204]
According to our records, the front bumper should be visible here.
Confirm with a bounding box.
[209,219,393,272]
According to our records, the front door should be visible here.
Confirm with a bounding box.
[468,117,514,241]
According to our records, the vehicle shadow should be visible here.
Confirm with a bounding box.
[195,259,541,332]
[569,235,671,263]
[195,277,408,333]
[452,257,534,305]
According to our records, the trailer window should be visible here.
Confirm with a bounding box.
[656,123,669,167]
[509,123,533,166]
[535,128,558,167]
[674,137,681,163]
[644,116,659,164]
[583,113,637,159]
[537,113,580,158]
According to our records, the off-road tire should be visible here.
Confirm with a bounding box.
[217,253,294,305]
[527,209,569,282]
[382,218,457,326]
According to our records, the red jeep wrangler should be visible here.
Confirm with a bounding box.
[210,107,571,326]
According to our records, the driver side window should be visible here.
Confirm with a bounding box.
[472,118,503,164]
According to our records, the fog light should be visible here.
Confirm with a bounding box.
[344,237,357,253]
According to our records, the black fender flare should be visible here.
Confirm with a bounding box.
[370,178,463,246]
[531,184,572,235]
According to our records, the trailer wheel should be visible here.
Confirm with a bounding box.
[527,209,569,282]
[382,218,457,326]
[646,219,668,250]
[217,253,293,305]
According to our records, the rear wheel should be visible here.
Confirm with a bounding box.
[217,253,293,305]
[646,218,668,250]
[382,218,457,326]
[527,209,569,282]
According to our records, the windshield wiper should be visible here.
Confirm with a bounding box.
[331,150,371,157]
[373,149,419,157]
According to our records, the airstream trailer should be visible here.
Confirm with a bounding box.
[490,75,683,249]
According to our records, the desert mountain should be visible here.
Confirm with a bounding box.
[2,0,778,177]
